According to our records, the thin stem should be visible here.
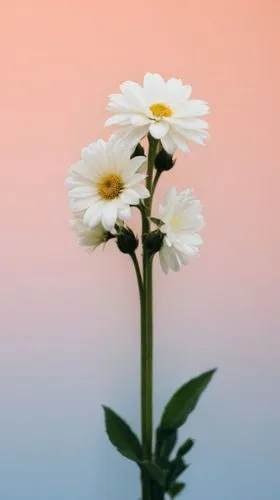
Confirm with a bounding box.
[145,136,159,215]
[130,252,143,298]
[141,253,153,500]
[151,170,161,198]
[141,136,158,500]
[142,253,153,453]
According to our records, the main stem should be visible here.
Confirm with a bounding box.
[141,137,158,500]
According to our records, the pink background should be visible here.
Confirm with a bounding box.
[1,1,280,498]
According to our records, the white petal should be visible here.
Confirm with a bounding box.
[119,126,149,150]
[169,131,190,154]
[170,118,208,131]
[184,131,208,145]
[101,203,118,230]
[70,197,96,212]
[120,188,140,205]
[161,135,176,154]
[159,247,169,274]
[84,205,102,228]
[125,173,146,186]
[137,158,147,174]
[69,186,97,198]
[70,160,95,181]
[149,121,169,139]
[143,73,166,103]
[184,85,192,100]
[175,99,209,117]
[165,78,186,104]
[159,241,181,273]
[105,114,132,127]
[130,115,150,126]
[120,81,146,109]
[132,184,150,199]
[118,205,132,221]
[129,155,147,173]
[177,250,189,265]
[168,248,182,272]
[107,93,132,112]
[144,72,165,90]
[164,187,177,205]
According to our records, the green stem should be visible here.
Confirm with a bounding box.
[140,136,158,500]
[151,170,161,198]
[145,135,159,213]
[130,252,143,298]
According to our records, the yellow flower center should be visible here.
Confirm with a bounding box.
[98,173,124,200]
[149,102,173,118]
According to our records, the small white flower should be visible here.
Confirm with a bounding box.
[66,136,150,231]
[70,217,109,252]
[105,72,209,154]
[158,187,205,273]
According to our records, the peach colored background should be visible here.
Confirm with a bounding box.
[1,1,280,499]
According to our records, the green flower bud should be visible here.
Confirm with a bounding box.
[143,230,164,255]
[117,227,139,254]
[130,143,145,158]
[155,148,175,172]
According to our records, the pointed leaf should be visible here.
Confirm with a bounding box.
[160,369,217,430]
[167,457,189,485]
[156,428,177,463]
[177,438,195,457]
[103,406,142,462]
[169,481,185,498]
[141,461,167,487]
[150,217,164,227]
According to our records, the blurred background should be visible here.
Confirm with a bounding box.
[1,0,279,498]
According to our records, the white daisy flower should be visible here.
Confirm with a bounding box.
[66,136,150,231]
[158,187,205,273]
[70,217,109,252]
[105,72,209,154]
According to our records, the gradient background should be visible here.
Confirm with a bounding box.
[1,1,280,499]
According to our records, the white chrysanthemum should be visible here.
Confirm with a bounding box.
[158,187,205,273]
[66,136,150,231]
[105,73,209,154]
[70,218,109,252]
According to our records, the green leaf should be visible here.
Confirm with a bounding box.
[167,457,189,485]
[160,369,217,430]
[168,481,185,498]
[177,438,195,457]
[156,428,177,463]
[102,406,142,462]
[141,461,167,487]
[150,217,164,227]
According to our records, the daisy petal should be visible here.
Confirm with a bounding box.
[84,205,102,228]
[143,72,165,90]
[120,188,140,205]
[105,114,132,127]
[120,126,149,149]
[149,121,169,139]
[118,205,132,221]
[169,131,190,154]
[161,135,176,154]
[101,203,118,230]
[130,115,150,126]
[129,155,147,173]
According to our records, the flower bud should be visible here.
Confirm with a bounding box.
[117,227,139,254]
[130,143,145,158]
[155,148,175,172]
[143,230,164,255]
